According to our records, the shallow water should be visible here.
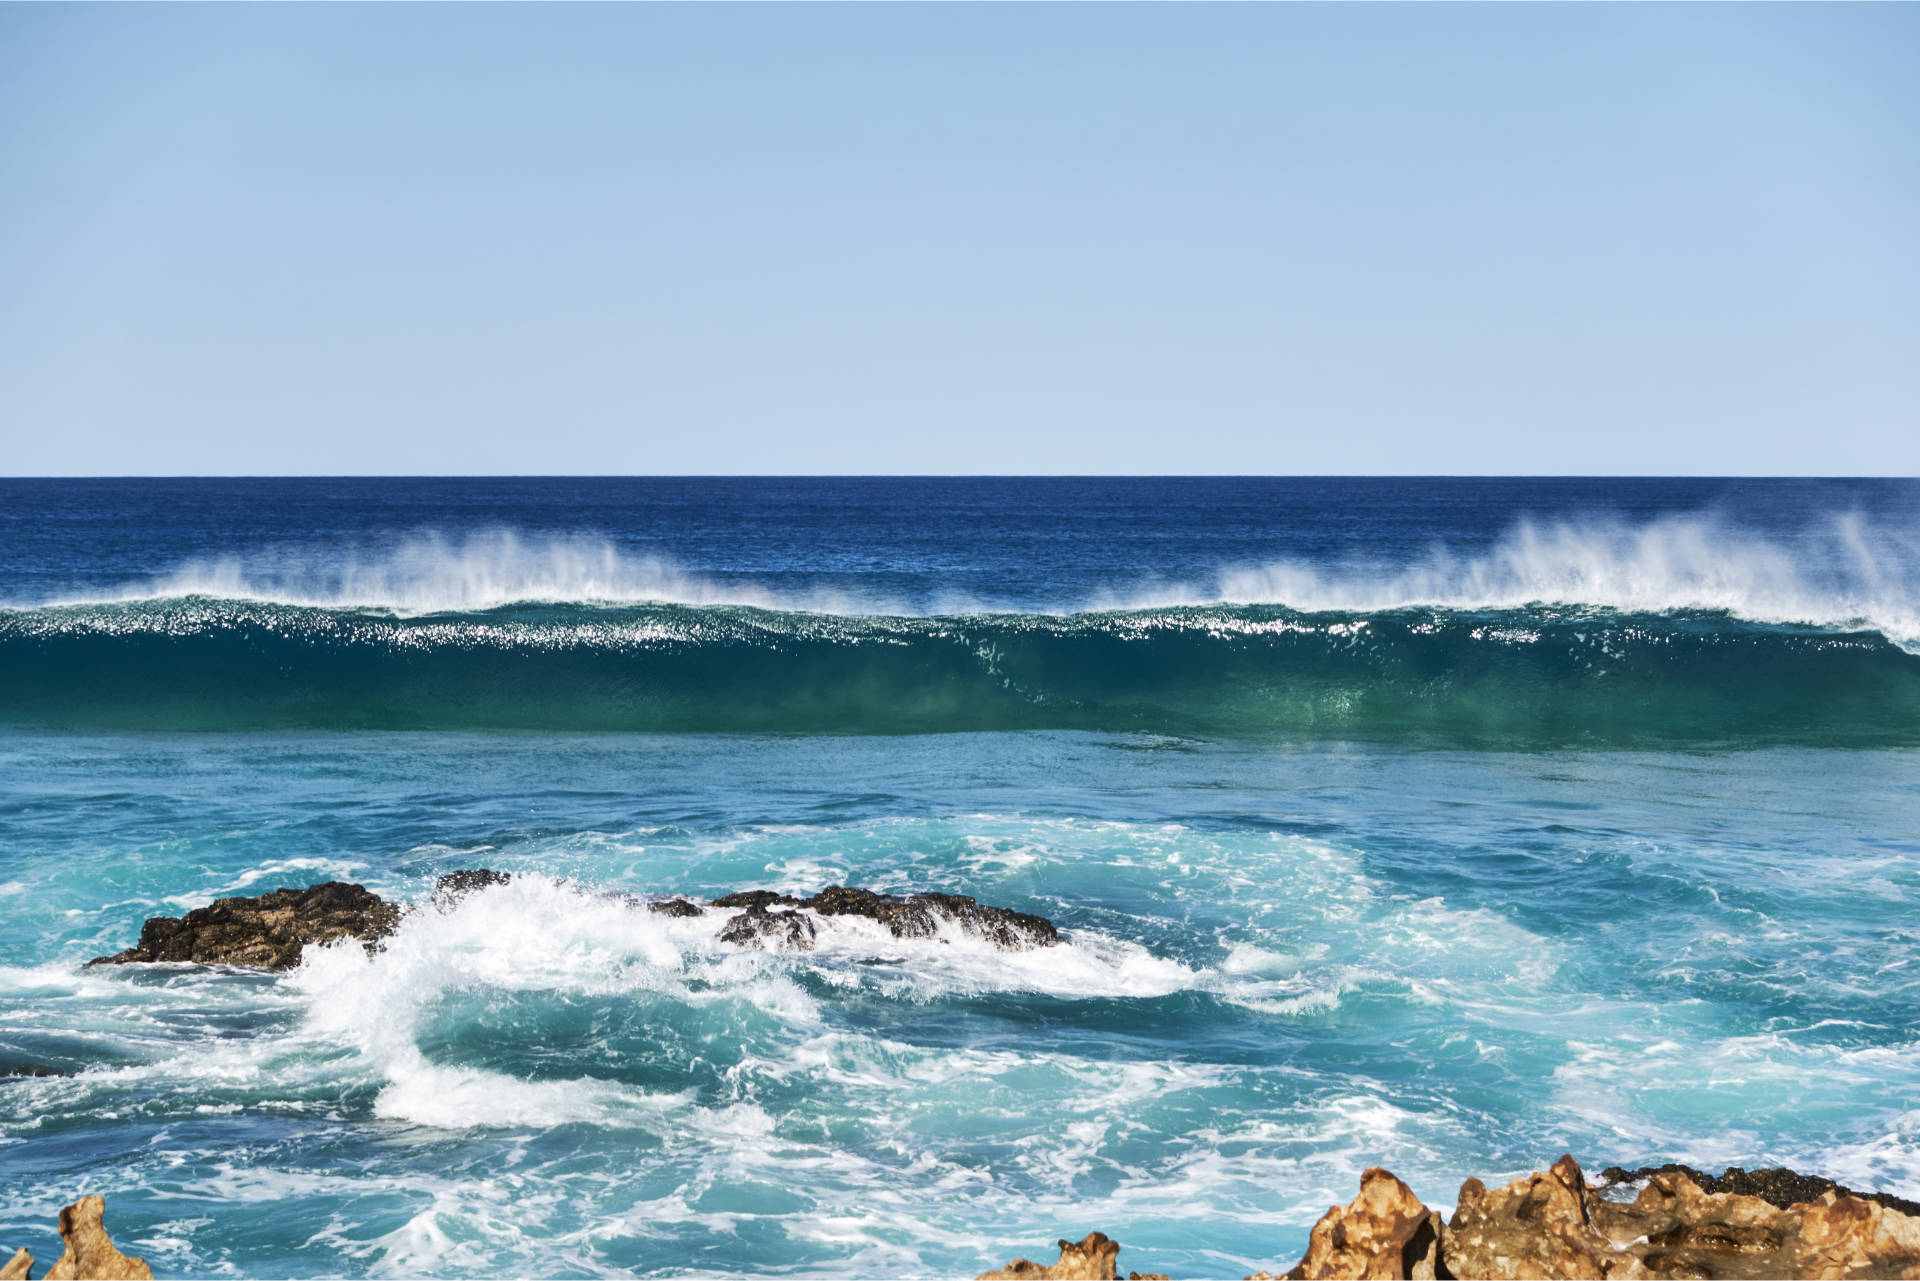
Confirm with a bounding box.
[2,478,1917,1277]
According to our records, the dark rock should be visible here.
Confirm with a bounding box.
[89,878,1061,974]
[88,882,400,970]
[1599,1162,1920,1219]
[432,868,511,904]
[718,908,816,951]
[800,886,1060,950]
[711,890,802,911]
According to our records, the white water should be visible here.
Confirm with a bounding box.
[23,516,1920,647]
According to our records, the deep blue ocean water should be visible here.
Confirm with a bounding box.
[2,477,1918,1278]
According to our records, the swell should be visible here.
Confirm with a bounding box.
[3,600,1917,744]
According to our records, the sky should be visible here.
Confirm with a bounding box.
[1,4,1916,477]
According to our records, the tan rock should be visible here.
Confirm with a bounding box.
[980,1231,1123,1280]
[1594,1171,1920,1280]
[1,1248,32,1281]
[41,1197,151,1281]
[1442,1154,1636,1279]
[1280,1167,1444,1280]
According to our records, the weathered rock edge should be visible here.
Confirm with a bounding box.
[88,870,1060,970]
[990,1156,1920,1280]
[1,1195,152,1281]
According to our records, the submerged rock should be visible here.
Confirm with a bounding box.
[979,1231,1125,1280]
[1,1196,153,1281]
[88,881,400,970]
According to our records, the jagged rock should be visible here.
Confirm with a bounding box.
[1437,1154,1920,1280]
[647,897,706,918]
[718,907,818,951]
[41,1196,151,1280]
[1443,1155,1623,1279]
[979,1231,1123,1280]
[431,868,511,904]
[88,882,400,970]
[801,885,1060,949]
[1,1248,30,1281]
[1596,1170,1920,1280]
[1281,1167,1444,1280]
[1600,1163,1920,1219]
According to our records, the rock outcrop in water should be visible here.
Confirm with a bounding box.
[89,872,1060,970]
[713,884,1060,952]
[1,1196,152,1280]
[88,882,399,969]
[1236,1155,1920,1280]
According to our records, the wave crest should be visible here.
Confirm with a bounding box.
[15,515,1920,646]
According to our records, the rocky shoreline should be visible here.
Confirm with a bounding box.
[983,1156,1920,1279]
[12,1157,1920,1280]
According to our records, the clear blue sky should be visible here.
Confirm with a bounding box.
[2,3,1915,476]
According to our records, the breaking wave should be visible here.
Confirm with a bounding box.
[5,515,1917,742]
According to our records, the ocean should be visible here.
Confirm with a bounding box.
[2,476,1917,1278]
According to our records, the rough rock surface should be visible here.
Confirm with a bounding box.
[26,1196,153,1281]
[806,885,1061,949]
[718,906,818,951]
[431,868,510,904]
[92,872,1062,969]
[1,1249,29,1281]
[711,885,1059,952]
[1283,1167,1444,1280]
[88,882,400,970]
[1444,1154,1621,1279]
[1600,1163,1920,1219]
[1596,1169,1920,1280]
[1235,1157,1920,1281]
[979,1232,1124,1280]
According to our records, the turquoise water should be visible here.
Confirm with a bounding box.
[2,479,1918,1277]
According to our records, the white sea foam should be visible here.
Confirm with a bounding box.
[279,875,1212,1130]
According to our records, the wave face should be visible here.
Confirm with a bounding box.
[4,598,1917,742]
